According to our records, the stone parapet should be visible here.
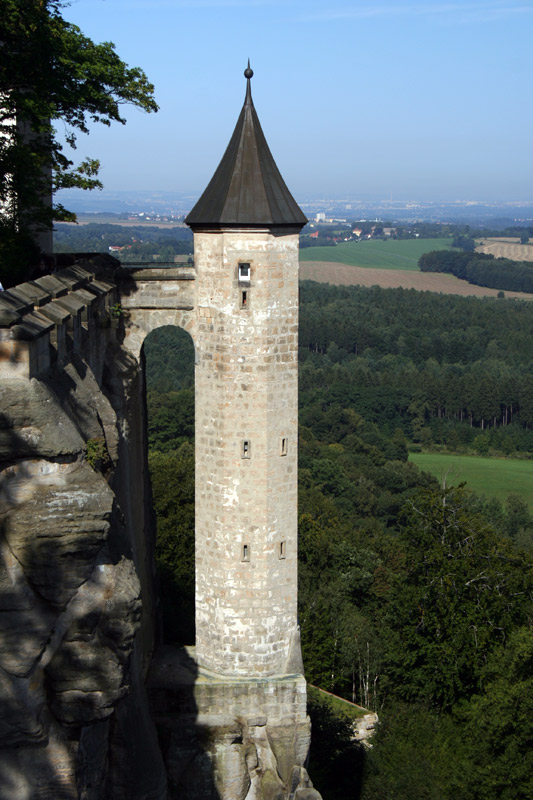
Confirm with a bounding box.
[0,258,119,381]
[0,259,198,383]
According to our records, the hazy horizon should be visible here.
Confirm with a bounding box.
[57,188,533,202]
[56,187,533,213]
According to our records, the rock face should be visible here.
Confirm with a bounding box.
[0,260,165,799]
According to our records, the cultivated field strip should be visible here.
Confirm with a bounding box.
[476,238,533,262]
[299,261,533,299]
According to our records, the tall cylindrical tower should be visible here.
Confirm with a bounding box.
[186,66,307,677]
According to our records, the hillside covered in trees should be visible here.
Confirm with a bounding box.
[299,283,533,450]
[144,284,533,800]
[54,222,193,262]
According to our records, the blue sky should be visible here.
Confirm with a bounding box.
[60,0,533,201]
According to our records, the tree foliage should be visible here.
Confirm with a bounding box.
[457,626,533,800]
[362,703,457,800]
[149,445,195,644]
[381,486,532,708]
[299,282,533,447]
[0,0,158,284]
[54,222,193,262]
[419,248,533,293]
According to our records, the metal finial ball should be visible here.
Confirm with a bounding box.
[244,66,254,79]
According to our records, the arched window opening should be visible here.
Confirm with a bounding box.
[142,325,195,645]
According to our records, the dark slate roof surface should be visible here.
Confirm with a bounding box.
[185,71,307,229]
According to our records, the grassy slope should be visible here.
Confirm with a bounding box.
[299,237,453,270]
[308,686,369,719]
[410,452,533,510]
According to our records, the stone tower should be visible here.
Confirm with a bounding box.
[186,65,307,678]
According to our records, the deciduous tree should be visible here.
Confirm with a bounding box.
[0,0,158,285]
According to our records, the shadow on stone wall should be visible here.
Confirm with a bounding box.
[149,646,221,800]
[0,341,168,799]
[0,397,146,798]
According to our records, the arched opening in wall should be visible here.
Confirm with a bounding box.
[142,325,195,645]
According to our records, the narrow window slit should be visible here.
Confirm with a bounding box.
[242,544,250,562]
[242,440,251,459]
[280,437,288,456]
[241,290,248,308]
[279,541,286,559]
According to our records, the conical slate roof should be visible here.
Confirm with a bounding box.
[185,66,307,229]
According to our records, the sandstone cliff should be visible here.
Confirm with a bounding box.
[0,259,166,799]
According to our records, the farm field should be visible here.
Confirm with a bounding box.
[299,236,533,298]
[299,237,454,270]
[409,452,533,510]
[299,261,533,299]
[476,237,533,262]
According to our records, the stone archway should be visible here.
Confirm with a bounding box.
[116,265,197,361]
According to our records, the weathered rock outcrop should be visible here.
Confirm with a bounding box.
[0,259,165,799]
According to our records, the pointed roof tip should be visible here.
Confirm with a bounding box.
[185,66,308,230]
[244,60,253,104]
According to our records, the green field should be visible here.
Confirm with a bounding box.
[299,237,453,270]
[410,452,533,510]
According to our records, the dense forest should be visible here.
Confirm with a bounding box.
[54,222,193,262]
[420,248,533,294]
[301,283,533,451]
[144,283,533,800]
